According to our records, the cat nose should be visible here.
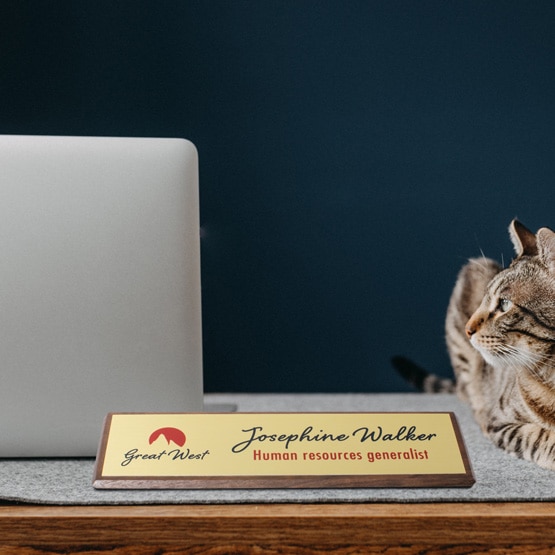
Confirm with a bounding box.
[465,316,483,338]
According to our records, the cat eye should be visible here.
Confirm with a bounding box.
[498,298,513,313]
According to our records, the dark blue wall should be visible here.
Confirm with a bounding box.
[2,1,555,392]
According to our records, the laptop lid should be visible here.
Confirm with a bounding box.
[0,135,203,457]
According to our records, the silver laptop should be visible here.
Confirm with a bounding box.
[0,135,204,457]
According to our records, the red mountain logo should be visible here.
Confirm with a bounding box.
[148,427,186,447]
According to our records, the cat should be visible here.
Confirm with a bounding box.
[393,220,555,471]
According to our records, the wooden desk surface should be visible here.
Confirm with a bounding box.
[0,502,554,554]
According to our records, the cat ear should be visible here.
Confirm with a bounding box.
[537,227,555,273]
[509,219,538,257]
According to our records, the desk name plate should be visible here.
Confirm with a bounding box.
[93,412,475,489]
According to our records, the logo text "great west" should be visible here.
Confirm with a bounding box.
[120,448,210,467]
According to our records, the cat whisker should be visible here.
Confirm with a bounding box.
[468,257,493,274]
[495,344,549,381]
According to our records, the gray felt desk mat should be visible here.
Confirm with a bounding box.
[1,393,554,505]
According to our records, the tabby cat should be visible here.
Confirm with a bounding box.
[394,220,555,471]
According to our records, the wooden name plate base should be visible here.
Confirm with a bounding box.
[93,412,474,489]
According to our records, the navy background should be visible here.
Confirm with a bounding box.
[1,1,555,392]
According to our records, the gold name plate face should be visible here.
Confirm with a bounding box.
[93,412,474,489]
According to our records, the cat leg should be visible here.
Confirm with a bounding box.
[486,420,555,471]
[445,257,501,401]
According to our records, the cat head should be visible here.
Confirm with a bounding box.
[465,220,555,377]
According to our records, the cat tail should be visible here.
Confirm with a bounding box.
[391,356,456,393]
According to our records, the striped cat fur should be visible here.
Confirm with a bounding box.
[393,220,555,471]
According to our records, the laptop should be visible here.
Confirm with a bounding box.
[0,135,204,457]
